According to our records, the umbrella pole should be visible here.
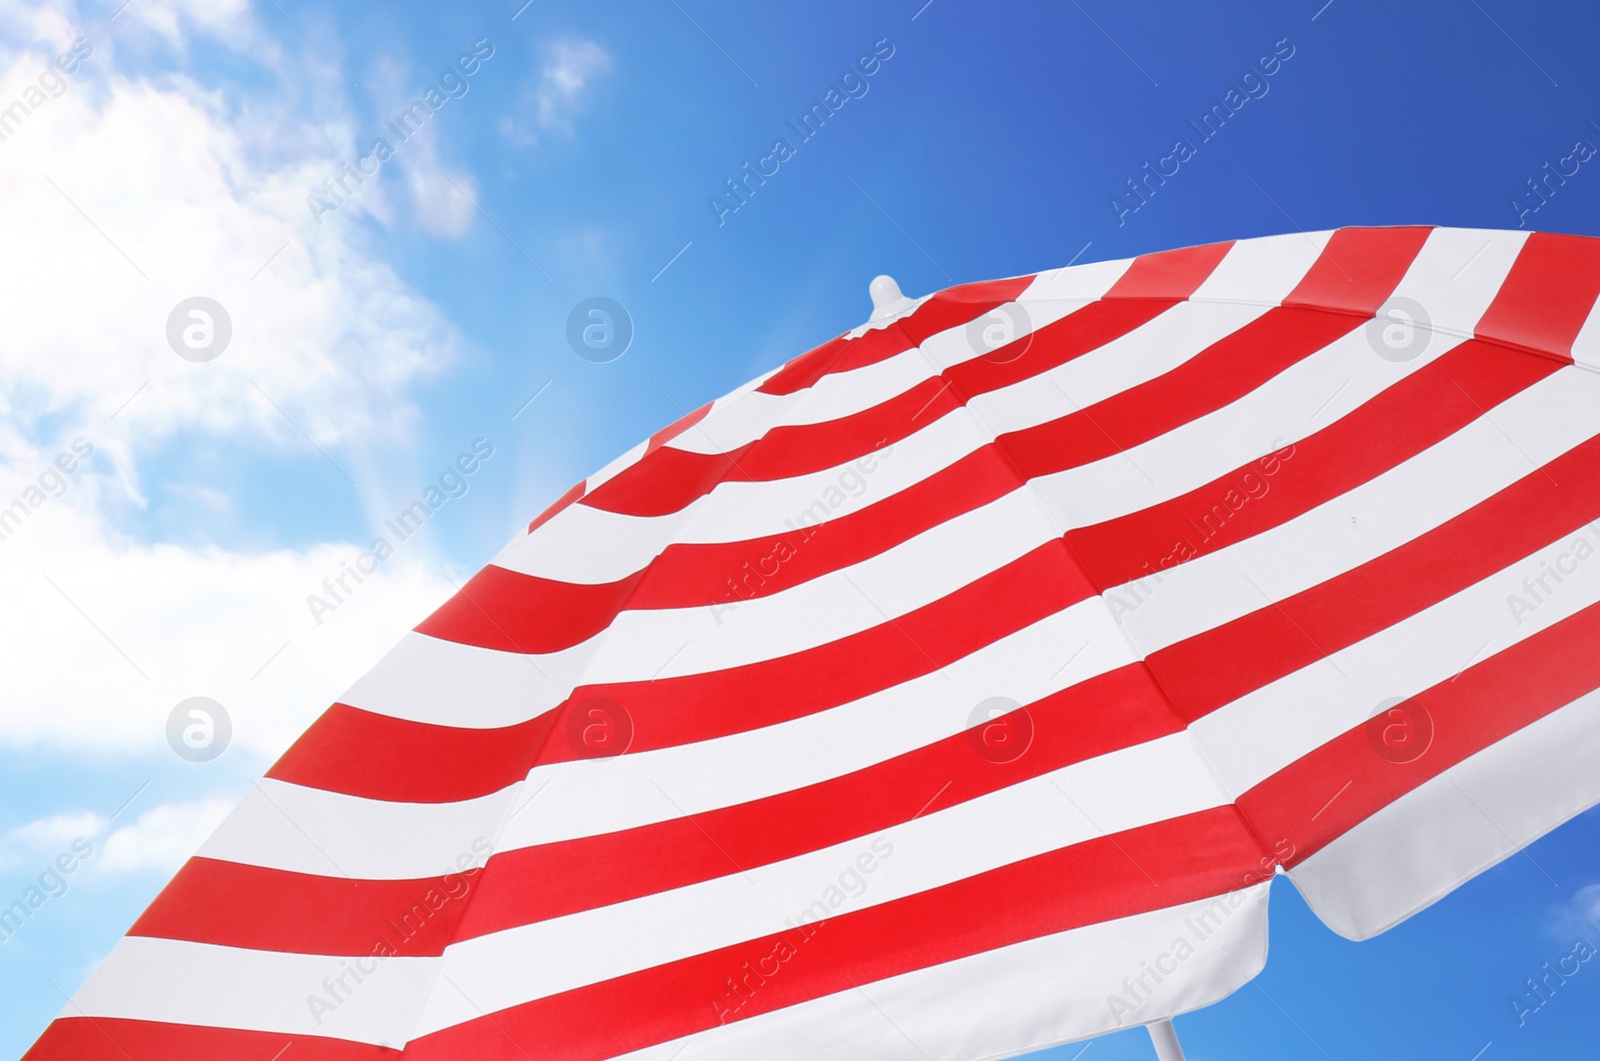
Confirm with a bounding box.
[1146,1019,1186,1061]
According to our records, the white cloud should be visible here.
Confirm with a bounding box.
[97,796,234,873]
[403,134,478,238]
[500,36,610,147]
[4,812,106,863]
[0,10,487,759]
[0,490,459,758]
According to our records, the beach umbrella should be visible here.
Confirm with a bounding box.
[26,225,1600,1060]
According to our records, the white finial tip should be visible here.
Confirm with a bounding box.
[869,275,908,320]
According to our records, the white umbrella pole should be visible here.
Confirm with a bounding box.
[1146,1019,1186,1061]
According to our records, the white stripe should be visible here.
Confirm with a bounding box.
[323,368,1600,872]
[511,235,1335,580]
[417,730,1231,1034]
[501,228,1494,590]
[609,883,1271,1061]
[197,779,513,880]
[1573,284,1600,372]
[222,597,1136,879]
[355,256,1549,733]
[1195,504,1600,798]
[346,485,1058,730]
[664,256,1136,458]
[1290,684,1600,940]
[1190,230,1329,305]
[500,600,1137,850]
[1029,227,1525,534]
[1118,363,1600,653]
[67,935,438,1047]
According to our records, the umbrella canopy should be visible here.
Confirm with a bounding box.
[27,226,1600,1060]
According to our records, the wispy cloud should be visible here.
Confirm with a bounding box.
[500,36,611,147]
[98,796,234,873]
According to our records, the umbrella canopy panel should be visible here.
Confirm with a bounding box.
[26,226,1600,1061]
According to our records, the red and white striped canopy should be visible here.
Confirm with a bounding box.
[29,226,1600,1060]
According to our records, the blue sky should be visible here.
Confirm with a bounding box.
[0,0,1598,1057]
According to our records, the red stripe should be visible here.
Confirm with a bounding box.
[459,665,1177,937]
[1281,226,1435,315]
[647,402,713,455]
[1150,427,1600,722]
[1068,337,1563,593]
[23,1019,392,1061]
[1002,228,1430,488]
[1474,231,1600,359]
[128,667,1180,955]
[127,857,482,957]
[1242,595,1600,866]
[266,703,554,803]
[578,378,948,517]
[578,246,1236,522]
[295,540,1094,803]
[1105,240,1235,300]
[420,247,1241,654]
[404,808,1264,1061]
[758,276,1034,396]
[536,539,1096,764]
[527,480,586,534]
[414,562,650,658]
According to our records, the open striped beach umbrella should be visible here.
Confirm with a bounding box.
[27,225,1600,1060]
